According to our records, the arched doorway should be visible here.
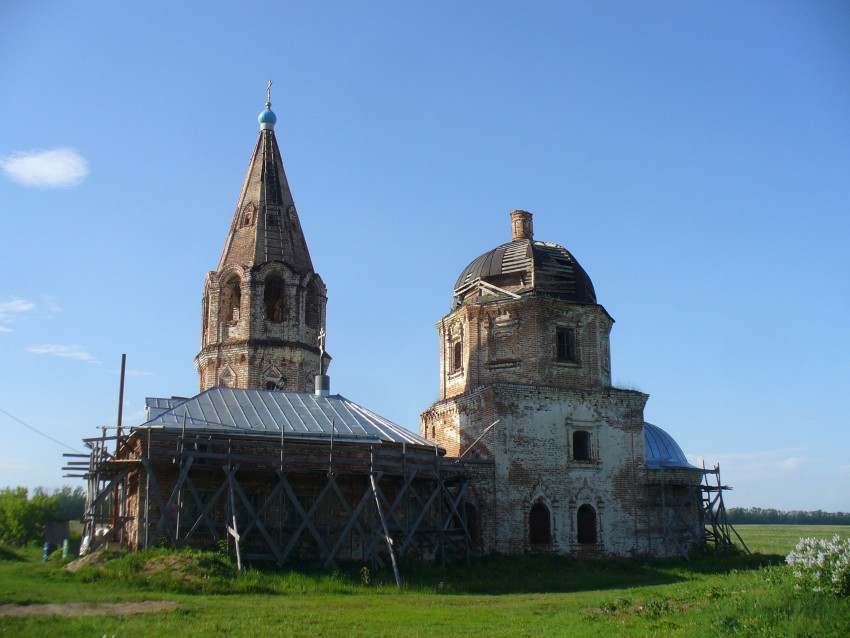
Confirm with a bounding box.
[529,502,551,545]
[577,504,597,544]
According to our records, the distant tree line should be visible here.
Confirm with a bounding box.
[0,486,85,546]
[727,507,850,526]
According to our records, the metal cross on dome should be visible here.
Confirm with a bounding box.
[267,79,272,104]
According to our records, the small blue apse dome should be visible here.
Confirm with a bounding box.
[258,107,277,130]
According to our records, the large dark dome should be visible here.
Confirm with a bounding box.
[453,211,597,305]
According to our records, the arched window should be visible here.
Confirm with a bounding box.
[305,281,321,330]
[221,276,241,324]
[452,341,463,372]
[573,431,591,461]
[577,504,597,544]
[529,502,551,545]
[264,275,285,322]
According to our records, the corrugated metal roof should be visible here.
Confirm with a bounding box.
[145,397,189,410]
[644,422,699,469]
[139,387,438,449]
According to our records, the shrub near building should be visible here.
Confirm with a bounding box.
[787,535,850,597]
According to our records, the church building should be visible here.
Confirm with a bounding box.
[72,90,709,563]
[421,211,705,556]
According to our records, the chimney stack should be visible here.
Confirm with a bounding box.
[314,374,330,397]
[511,210,533,241]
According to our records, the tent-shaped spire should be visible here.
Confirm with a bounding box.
[217,92,314,274]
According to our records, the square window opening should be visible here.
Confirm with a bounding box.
[557,327,577,362]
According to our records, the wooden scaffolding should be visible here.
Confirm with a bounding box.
[702,463,749,553]
[641,462,749,557]
[64,426,473,574]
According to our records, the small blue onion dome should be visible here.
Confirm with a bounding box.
[644,422,698,469]
[258,103,277,130]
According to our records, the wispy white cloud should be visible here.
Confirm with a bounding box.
[0,298,36,315]
[0,147,88,188]
[775,457,803,472]
[687,448,808,476]
[0,297,36,332]
[41,295,61,314]
[688,447,803,464]
[26,344,99,363]
[117,368,154,377]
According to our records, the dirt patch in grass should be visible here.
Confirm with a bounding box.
[65,550,110,573]
[0,601,179,617]
[66,549,227,584]
[138,552,205,582]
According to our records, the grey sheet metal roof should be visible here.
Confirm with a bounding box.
[644,422,699,470]
[145,397,189,410]
[139,387,438,449]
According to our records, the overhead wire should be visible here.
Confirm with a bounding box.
[0,406,84,454]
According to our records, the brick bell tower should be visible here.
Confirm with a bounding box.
[195,84,330,392]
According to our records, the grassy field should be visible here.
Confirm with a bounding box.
[733,524,850,555]
[0,525,848,637]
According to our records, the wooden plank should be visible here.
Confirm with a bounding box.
[142,458,180,547]
[224,467,284,565]
[233,476,285,564]
[88,517,130,553]
[397,481,442,556]
[280,475,333,562]
[227,472,242,571]
[375,469,418,533]
[323,478,376,569]
[370,473,401,589]
[84,468,131,516]
[181,475,227,543]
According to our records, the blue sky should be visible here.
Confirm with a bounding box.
[1,1,848,510]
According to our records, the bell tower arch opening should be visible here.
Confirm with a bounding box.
[264,275,285,322]
[221,275,241,325]
[305,279,322,331]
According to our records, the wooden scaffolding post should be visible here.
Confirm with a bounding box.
[370,447,402,590]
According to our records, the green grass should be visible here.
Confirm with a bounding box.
[733,524,850,555]
[1,526,849,637]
